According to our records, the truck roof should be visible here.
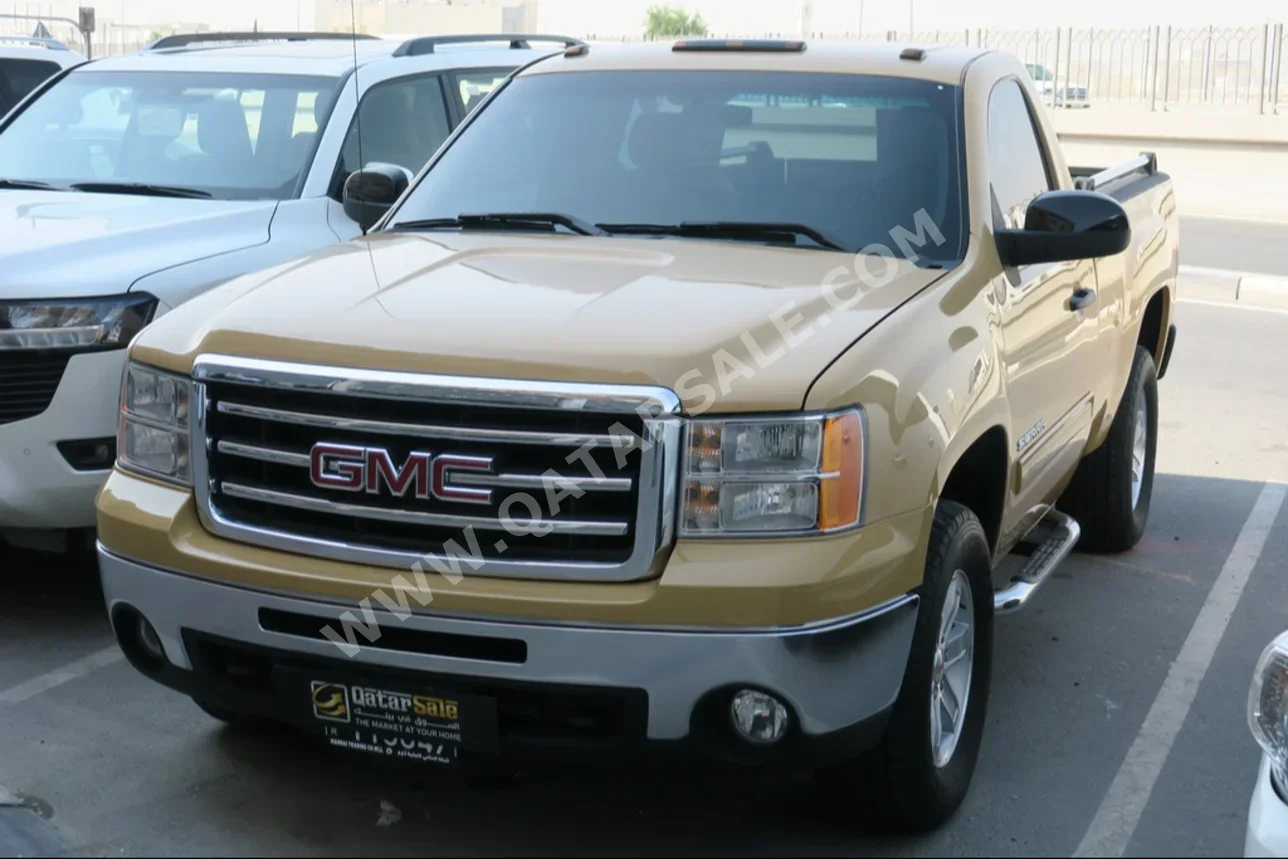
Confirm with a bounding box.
[75,35,562,77]
[521,41,988,86]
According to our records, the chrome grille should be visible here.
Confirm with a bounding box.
[191,355,681,582]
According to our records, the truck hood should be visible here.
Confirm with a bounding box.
[134,232,948,413]
[0,191,275,300]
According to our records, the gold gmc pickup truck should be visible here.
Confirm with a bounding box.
[96,39,1179,831]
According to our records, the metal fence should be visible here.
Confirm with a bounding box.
[4,18,1283,112]
[963,25,1286,112]
[604,25,1288,113]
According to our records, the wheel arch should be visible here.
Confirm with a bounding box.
[935,424,1010,556]
[1137,286,1171,374]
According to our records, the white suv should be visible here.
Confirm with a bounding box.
[0,31,579,552]
[0,36,85,117]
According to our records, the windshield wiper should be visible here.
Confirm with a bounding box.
[392,212,607,237]
[69,181,212,199]
[598,221,847,252]
[0,178,64,191]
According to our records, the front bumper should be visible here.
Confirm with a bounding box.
[1247,755,1288,858]
[0,350,124,531]
[99,544,918,762]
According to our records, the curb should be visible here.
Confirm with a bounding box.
[0,785,76,858]
[1178,266,1288,309]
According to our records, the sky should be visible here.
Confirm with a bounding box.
[7,0,1287,37]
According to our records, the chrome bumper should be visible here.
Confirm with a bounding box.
[98,545,918,741]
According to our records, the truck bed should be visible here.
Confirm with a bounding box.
[1070,152,1170,203]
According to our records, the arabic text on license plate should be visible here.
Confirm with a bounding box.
[299,675,494,765]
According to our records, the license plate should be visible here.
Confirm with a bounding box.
[279,668,498,765]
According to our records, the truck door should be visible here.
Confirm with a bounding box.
[989,78,1100,537]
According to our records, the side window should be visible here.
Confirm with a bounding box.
[0,58,59,114]
[336,75,452,189]
[453,70,510,114]
[987,79,1052,231]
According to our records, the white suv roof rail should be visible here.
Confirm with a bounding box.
[0,35,69,51]
[392,33,584,57]
[146,31,380,51]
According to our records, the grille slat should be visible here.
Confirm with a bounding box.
[217,400,627,448]
[0,351,71,425]
[220,481,632,536]
[215,439,634,492]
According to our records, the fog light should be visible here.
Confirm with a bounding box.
[56,437,117,471]
[729,689,789,744]
[136,616,165,662]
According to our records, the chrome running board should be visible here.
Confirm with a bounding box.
[994,510,1080,614]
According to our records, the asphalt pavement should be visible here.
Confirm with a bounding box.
[1,297,1287,857]
[1180,216,1288,277]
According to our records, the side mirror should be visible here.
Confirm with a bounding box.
[342,162,412,232]
[996,189,1131,268]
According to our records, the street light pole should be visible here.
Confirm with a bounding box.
[909,0,914,37]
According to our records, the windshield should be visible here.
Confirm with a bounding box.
[391,70,965,261]
[0,70,341,200]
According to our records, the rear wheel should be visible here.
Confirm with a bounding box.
[818,500,994,833]
[1060,346,1158,552]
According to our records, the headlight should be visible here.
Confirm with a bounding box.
[117,361,192,486]
[1250,633,1288,789]
[681,408,865,536]
[0,293,156,351]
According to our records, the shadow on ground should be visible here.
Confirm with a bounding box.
[0,542,109,639]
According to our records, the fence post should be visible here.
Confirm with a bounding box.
[1051,27,1061,109]
[1260,23,1270,114]
[1143,27,1154,101]
[1202,25,1213,102]
[1066,26,1074,105]
[1150,26,1160,110]
[1162,26,1171,110]
[1276,24,1284,114]
[1086,27,1095,100]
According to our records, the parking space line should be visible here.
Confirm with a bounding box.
[1179,298,1288,316]
[0,646,123,706]
[1074,482,1287,858]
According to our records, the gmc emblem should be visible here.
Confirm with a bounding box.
[309,443,493,505]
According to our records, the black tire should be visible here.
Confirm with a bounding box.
[1060,346,1158,553]
[818,500,994,833]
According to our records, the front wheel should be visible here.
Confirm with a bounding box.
[1060,345,1158,552]
[818,500,994,833]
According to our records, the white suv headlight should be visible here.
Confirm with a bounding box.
[0,293,156,350]
[1250,632,1288,789]
[117,361,192,486]
[681,408,865,537]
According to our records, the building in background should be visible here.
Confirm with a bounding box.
[314,0,539,36]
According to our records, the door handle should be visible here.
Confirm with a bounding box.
[1069,288,1097,311]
